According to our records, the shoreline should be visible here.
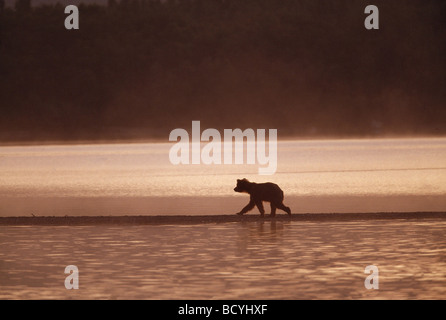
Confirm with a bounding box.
[0,212,444,226]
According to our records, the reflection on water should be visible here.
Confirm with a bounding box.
[0,138,446,215]
[1,219,445,299]
[1,138,446,198]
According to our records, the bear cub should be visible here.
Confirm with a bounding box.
[234,178,291,216]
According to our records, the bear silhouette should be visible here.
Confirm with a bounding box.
[234,178,291,216]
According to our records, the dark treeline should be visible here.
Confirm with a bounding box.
[1,0,445,142]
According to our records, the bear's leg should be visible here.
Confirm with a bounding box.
[254,200,265,216]
[276,202,291,215]
[270,203,276,217]
[238,199,255,215]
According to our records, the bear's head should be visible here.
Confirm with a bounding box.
[234,178,251,193]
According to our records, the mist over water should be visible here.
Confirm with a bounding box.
[1,138,445,216]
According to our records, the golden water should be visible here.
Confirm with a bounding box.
[0,219,445,299]
[0,138,445,215]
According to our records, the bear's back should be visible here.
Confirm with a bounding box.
[251,182,283,202]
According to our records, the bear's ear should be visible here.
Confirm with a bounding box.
[242,178,249,182]
[237,179,241,182]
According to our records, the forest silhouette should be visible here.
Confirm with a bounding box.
[1,0,445,142]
